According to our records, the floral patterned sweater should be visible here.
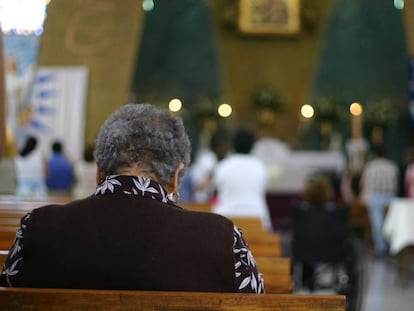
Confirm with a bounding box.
[0,175,265,293]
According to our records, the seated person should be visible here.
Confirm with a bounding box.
[46,140,75,193]
[0,103,264,294]
[15,135,48,198]
[291,175,351,289]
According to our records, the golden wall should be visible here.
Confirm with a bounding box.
[209,0,333,142]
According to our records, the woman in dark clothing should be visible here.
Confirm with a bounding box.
[0,103,264,294]
[291,175,352,290]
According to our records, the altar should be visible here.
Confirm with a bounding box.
[253,138,346,231]
[253,138,346,193]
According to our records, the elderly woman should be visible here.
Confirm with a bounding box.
[0,103,264,293]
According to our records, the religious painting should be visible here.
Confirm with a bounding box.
[238,0,301,35]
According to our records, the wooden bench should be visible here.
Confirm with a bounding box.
[0,195,72,205]
[230,217,282,257]
[0,250,7,267]
[0,287,346,311]
[0,227,17,250]
[256,256,293,293]
[0,216,26,227]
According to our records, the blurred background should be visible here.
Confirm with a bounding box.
[2,0,413,164]
[2,1,414,310]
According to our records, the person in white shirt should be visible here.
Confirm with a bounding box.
[360,146,399,257]
[190,130,230,203]
[15,135,47,198]
[212,128,271,231]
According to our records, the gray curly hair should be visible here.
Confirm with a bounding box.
[94,103,191,186]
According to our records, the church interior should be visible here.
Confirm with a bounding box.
[1,1,414,311]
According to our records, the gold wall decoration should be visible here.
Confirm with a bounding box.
[238,0,301,35]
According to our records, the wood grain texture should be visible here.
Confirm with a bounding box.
[0,288,345,311]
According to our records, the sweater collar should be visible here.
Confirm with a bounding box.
[95,175,171,204]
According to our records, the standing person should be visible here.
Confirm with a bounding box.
[190,129,230,203]
[360,146,399,257]
[46,140,75,194]
[0,103,264,293]
[345,119,370,199]
[15,135,47,198]
[212,128,271,231]
[403,147,414,198]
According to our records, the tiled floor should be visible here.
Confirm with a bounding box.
[283,233,414,311]
[361,253,414,311]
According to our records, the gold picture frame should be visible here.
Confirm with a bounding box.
[238,0,301,35]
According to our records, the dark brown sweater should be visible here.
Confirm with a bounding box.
[16,194,237,292]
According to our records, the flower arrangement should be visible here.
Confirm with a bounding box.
[252,85,284,112]
[191,96,221,121]
[363,99,398,128]
[311,97,344,123]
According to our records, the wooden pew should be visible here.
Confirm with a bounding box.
[231,217,264,232]
[0,195,72,205]
[0,287,346,311]
[0,250,7,267]
[181,202,212,213]
[256,256,293,293]
[0,227,17,250]
[229,217,282,257]
[250,243,282,257]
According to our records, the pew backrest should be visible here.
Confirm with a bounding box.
[0,287,346,311]
[256,256,293,293]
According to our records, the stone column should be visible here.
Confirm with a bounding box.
[0,28,5,158]
[38,0,144,144]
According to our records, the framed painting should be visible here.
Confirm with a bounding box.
[238,0,301,35]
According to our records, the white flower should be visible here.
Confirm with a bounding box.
[96,175,122,194]
[3,258,22,277]
[239,276,251,290]
[9,240,22,258]
[158,184,168,203]
[133,176,158,195]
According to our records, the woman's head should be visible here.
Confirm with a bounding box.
[19,135,38,157]
[233,128,256,154]
[94,103,191,186]
[302,175,334,207]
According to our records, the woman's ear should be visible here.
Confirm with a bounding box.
[170,163,185,193]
